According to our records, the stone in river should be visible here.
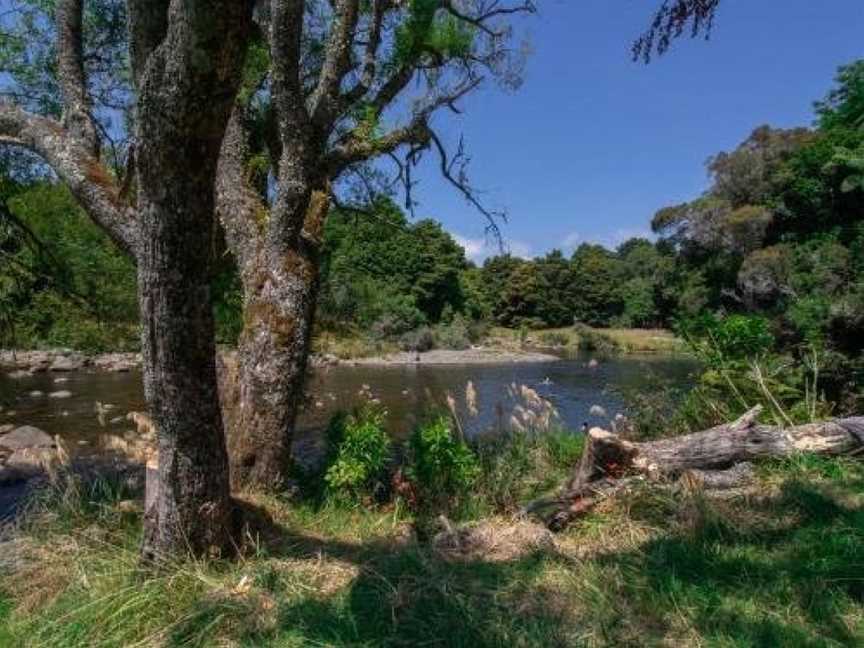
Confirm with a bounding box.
[48,390,73,399]
[6,370,31,380]
[49,355,85,372]
[0,425,55,450]
[28,391,44,397]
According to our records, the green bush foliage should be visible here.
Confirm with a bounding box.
[324,406,392,501]
[405,416,480,516]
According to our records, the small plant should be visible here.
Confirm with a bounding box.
[324,405,392,502]
[405,416,480,517]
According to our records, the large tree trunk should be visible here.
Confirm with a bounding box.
[131,0,254,560]
[226,194,328,490]
[137,195,234,560]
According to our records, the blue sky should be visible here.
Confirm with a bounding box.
[404,0,864,262]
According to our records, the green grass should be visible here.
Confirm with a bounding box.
[489,326,685,354]
[1,454,863,646]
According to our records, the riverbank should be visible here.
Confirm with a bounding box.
[345,348,560,365]
[0,328,684,376]
[1,452,861,646]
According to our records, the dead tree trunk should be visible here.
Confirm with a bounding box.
[530,406,864,530]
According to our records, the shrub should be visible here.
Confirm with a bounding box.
[324,406,392,501]
[573,323,620,355]
[678,313,774,365]
[406,416,480,516]
[433,315,471,350]
[399,326,435,352]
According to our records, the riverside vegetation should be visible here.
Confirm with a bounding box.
[1,8,864,648]
[2,348,864,646]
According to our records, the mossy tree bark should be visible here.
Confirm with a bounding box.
[215,1,536,490]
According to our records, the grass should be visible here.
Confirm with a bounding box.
[1,451,863,646]
[489,326,685,354]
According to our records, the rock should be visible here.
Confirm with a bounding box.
[589,405,607,417]
[587,358,600,369]
[5,447,62,478]
[28,390,44,397]
[0,425,55,451]
[49,355,85,372]
[109,416,124,425]
[48,390,73,399]
[6,370,31,380]
[53,377,69,384]
[0,424,14,435]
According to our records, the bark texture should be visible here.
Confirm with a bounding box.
[529,406,864,530]
[133,0,254,560]
[217,106,328,488]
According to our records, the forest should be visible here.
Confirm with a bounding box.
[1,1,864,646]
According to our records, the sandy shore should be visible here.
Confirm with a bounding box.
[344,348,560,366]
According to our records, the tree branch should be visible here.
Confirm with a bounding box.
[0,103,139,257]
[309,0,360,128]
[56,0,99,156]
[216,104,268,270]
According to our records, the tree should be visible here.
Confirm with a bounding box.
[534,249,576,327]
[216,0,537,489]
[0,0,255,558]
[570,243,621,326]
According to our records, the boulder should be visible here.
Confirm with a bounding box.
[6,370,31,380]
[5,447,62,479]
[49,355,85,372]
[0,425,55,451]
[48,390,73,399]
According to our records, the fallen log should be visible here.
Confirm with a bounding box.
[527,406,864,530]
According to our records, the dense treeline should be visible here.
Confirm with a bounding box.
[2,60,864,372]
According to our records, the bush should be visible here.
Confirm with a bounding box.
[433,315,471,350]
[679,313,774,365]
[405,416,480,516]
[399,326,435,352]
[324,406,392,501]
[573,323,620,355]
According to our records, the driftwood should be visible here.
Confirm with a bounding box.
[527,406,864,530]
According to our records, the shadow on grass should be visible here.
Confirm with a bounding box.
[227,499,570,647]
[588,480,864,647]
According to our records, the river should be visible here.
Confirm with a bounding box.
[0,352,696,459]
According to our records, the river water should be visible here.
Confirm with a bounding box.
[0,352,696,458]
